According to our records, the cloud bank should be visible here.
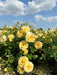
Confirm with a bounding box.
[35,15,57,22]
[26,0,57,14]
[0,0,57,16]
[0,0,25,16]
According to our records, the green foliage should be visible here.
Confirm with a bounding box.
[0,22,57,74]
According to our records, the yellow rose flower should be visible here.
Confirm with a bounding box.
[50,30,54,32]
[8,34,14,42]
[19,41,28,50]
[2,35,7,42]
[0,35,7,42]
[3,30,7,33]
[18,56,28,67]
[25,32,37,42]
[23,49,28,55]
[17,65,24,74]
[9,26,13,29]
[17,30,24,37]
[4,68,7,72]
[8,34,14,39]
[45,31,48,34]
[24,61,34,73]
[34,41,43,49]
[22,26,30,33]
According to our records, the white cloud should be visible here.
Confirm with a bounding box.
[35,15,57,22]
[26,0,57,14]
[0,0,57,16]
[0,0,25,16]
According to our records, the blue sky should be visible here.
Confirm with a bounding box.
[0,0,57,30]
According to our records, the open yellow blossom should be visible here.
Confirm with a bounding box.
[17,65,24,74]
[34,41,43,49]
[8,34,14,39]
[23,49,28,55]
[4,25,8,29]
[24,61,34,73]
[8,34,14,42]
[2,35,7,42]
[18,56,28,67]
[25,32,37,42]
[45,31,48,34]
[0,35,7,42]
[17,30,24,37]
[9,26,13,29]
[4,68,7,72]
[22,26,30,33]
[19,41,28,50]
[3,30,7,33]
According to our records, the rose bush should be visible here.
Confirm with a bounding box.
[0,22,57,74]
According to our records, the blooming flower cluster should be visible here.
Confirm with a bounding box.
[0,22,57,75]
[17,56,34,74]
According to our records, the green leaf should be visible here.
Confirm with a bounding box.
[50,52,56,58]
[6,55,9,57]
[28,54,33,60]
[33,55,38,60]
